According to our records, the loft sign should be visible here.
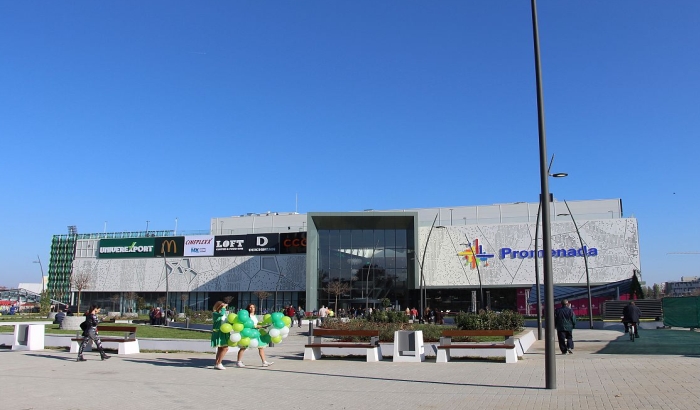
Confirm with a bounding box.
[500,246,598,259]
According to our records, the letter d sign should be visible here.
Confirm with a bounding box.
[256,236,268,247]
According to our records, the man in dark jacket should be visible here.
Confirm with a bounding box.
[622,301,642,338]
[554,299,577,355]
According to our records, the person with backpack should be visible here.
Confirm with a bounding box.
[77,305,110,362]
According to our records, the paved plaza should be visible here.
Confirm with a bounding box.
[2,326,700,410]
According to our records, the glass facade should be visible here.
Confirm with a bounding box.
[313,216,416,312]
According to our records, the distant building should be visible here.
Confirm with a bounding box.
[46,198,640,315]
[666,277,700,297]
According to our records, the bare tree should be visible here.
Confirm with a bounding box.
[223,295,234,305]
[324,280,352,311]
[110,294,121,314]
[156,296,166,307]
[180,293,189,314]
[124,292,137,313]
[70,271,92,314]
[253,291,271,311]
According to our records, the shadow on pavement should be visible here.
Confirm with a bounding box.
[242,367,544,390]
[122,356,213,368]
[595,329,700,355]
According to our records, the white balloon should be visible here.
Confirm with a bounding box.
[281,332,288,339]
[248,338,259,348]
[269,328,281,338]
[280,326,290,336]
[230,333,242,343]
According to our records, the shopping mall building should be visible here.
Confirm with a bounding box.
[47,198,640,315]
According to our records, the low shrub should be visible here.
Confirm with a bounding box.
[454,310,524,331]
[367,310,408,324]
[320,319,455,342]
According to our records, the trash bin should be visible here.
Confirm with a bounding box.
[393,330,425,362]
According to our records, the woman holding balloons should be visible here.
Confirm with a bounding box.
[236,304,274,367]
[211,301,230,370]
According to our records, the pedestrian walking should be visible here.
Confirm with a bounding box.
[77,305,111,362]
[554,299,577,355]
[211,301,230,370]
[235,304,274,368]
[296,306,305,328]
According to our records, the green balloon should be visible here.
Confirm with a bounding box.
[237,310,250,320]
[281,316,292,327]
[260,334,272,344]
[232,323,244,332]
[273,320,285,329]
[238,337,250,348]
[271,312,283,321]
[243,319,254,329]
[263,314,272,324]
[241,328,254,338]
[271,335,283,344]
[220,323,233,334]
[227,313,237,324]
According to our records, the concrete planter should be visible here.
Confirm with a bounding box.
[60,316,84,331]
[47,312,58,321]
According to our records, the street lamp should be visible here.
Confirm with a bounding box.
[156,253,169,326]
[33,256,45,294]
[530,0,557,389]
[558,200,593,329]
[534,155,567,341]
[418,214,439,323]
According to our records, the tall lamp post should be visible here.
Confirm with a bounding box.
[534,155,567,340]
[33,256,45,294]
[531,0,557,389]
[156,254,169,326]
[418,214,439,323]
[559,200,593,329]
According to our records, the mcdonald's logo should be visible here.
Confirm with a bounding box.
[161,240,177,254]
[155,237,184,257]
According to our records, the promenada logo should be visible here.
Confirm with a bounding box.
[457,239,495,269]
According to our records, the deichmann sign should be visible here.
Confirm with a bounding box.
[246,234,279,254]
[500,246,598,259]
[98,238,156,259]
[184,235,215,256]
[154,237,184,257]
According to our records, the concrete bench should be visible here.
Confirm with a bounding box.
[436,330,517,364]
[3,321,53,351]
[70,325,140,355]
[304,329,382,362]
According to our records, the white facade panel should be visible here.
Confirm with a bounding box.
[419,218,639,287]
[71,255,306,293]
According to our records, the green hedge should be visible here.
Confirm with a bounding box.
[320,319,448,342]
[454,310,524,331]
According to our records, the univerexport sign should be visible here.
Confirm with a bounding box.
[98,238,156,259]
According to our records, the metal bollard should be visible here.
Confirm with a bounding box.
[185,318,190,329]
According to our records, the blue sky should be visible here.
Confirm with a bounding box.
[1,1,698,288]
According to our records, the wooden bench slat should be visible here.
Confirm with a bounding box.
[437,344,515,349]
[96,326,138,333]
[441,330,514,337]
[312,329,379,337]
[306,343,376,349]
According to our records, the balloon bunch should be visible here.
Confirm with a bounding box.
[218,310,291,348]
